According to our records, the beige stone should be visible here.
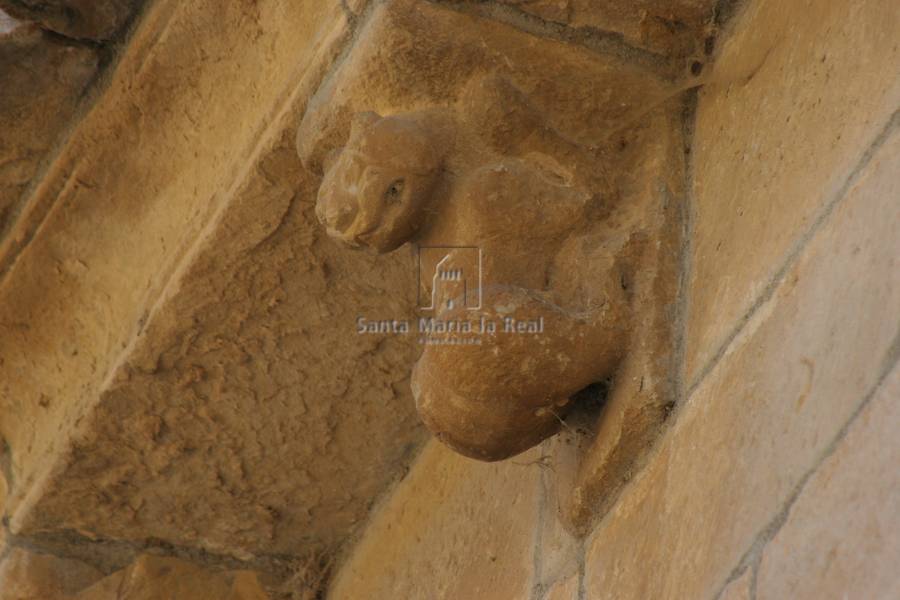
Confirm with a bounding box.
[296,0,679,173]
[299,6,688,546]
[0,0,427,562]
[1,0,898,597]
[685,0,900,383]
[343,0,368,16]
[584,130,900,599]
[535,443,581,589]
[554,106,685,534]
[543,575,579,600]
[73,554,269,600]
[309,79,632,461]
[0,548,102,600]
[484,0,718,57]
[756,365,900,600]
[718,569,752,600]
[328,440,542,599]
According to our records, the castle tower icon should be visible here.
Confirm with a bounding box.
[418,247,482,311]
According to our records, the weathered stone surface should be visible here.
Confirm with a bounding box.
[328,441,541,599]
[535,443,581,591]
[71,573,125,600]
[553,105,685,534]
[2,0,897,597]
[584,130,900,598]
[0,0,428,564]
[756,365,900,600]
[74,555,269,600]
[685,0,900,383]
[300,3,687,542]
[305,63,660,461]
[718,569,751,600]
[494,0,718,56]
[297,0,679,173]
[0,0,144,40]
[543,574,578,600]
[0,548,102,599]
[0,23,97,244]
[0,550,271,599]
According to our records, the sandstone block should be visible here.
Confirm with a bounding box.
[329,441,542,599]
[493,0,717,56]
[584,129,900,599]
[719,570,752,600]
[0,548,102,600]
[73,555,269,600]
[0,0,421,563]
[686,0,900,382]
[756,365,900,600]
[543,575,579,600]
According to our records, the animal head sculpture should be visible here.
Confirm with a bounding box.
[296,0,684,530]
[315,112,445,253]
[304,96,633,462]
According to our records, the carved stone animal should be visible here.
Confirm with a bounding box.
[307,76,634,460]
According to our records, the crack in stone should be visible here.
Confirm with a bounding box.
[687,107,900,399]
[529,444,549,600]
[1,525,326,597]
[672,87,699,411]
[422,0,680,80]
[712,330,900,600]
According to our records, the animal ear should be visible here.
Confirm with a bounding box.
[349,111,381,141]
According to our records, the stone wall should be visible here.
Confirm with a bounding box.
[0,0,897,598]
[325,0,900,598]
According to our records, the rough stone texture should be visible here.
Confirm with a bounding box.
[584,129,900,599]
[328,441,542,599]
[1,0,898,597]
[20,128,425,558]
[0,0,427,565]
[718,569,751,600]
[299,0,687,530]
[0,22,97,244]
[297,0,681,172]
[552,105,685,534]
[0,0,144,41]
[756,365,900,600]
[685,0,900,384]
[543,575,578,600]
[534,441,581,593]
[492,0,718,57]
[0,550,271,600]
[0,548,103,599]
[74,555,270,600]
[308,77,633,461]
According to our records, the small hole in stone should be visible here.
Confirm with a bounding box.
[561,380,611,439]
[384,179,405,203]
[691,61,704,76]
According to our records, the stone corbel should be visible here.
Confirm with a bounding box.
[297,0,689,534]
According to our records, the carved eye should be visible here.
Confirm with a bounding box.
[384,179,405,203]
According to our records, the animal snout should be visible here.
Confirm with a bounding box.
[316,191,358,234]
